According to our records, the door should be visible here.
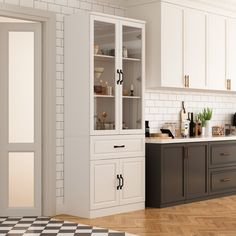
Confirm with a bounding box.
[0,23,42,216]
[91,15,119,135]
[207,14,226,90]
[120,21,145,134]
[184,8,206,89]
[186,144,208,199]
[161,3,183,88]
[162,145,185,203]
[90,160,120,210]
[226,18,236,91]
[120,157,145,205]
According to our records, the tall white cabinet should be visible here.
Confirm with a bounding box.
[64,11,145,218]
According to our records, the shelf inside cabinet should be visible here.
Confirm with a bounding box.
[94,94,115,98]
[123,96,141,99]
[94,54,115,61]
[123,57,141,62]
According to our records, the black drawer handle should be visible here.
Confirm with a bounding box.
[114,145,125,148]
[120,174,124,189]
[220,178,231,182]
[117,175,121,190]
[220,153,230,156]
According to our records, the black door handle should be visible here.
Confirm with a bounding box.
[114,145,125,148]
[119,70,123,85]
[120,174,124,189]
[117,69,121,84]
[117,174,121,190]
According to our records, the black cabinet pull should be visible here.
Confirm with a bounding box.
[220,178,231,182]
[117,69,121,84]
[114,145,125,148]
[117,174,121,190]
[119,70,123,85]
[220,153,230,157]
[120,174,124,189]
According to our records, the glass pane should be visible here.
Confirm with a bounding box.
[9,32,34,143]
[122,26,142,130]
[93,21,116,130]
[9,152,34,207]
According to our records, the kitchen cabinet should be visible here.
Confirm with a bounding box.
[207,14,226,90]
[146,142,208,207]
[226,18,236,91]
[184,8,206,89]
[128,1,236,92]
[91,157,145,210]
[64,10,145,218]
[161,3,183,88]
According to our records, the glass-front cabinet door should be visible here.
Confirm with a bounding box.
[120,22,144,133]
[92,16,119,134]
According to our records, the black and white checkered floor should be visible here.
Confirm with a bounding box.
[0,217,134,236]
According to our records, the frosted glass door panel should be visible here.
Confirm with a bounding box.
[9,32,34,143]
[9,152,34,208]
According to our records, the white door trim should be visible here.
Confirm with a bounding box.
[0,3,56,216]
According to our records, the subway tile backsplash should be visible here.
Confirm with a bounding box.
[145,89,236,133]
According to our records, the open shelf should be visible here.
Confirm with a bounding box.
[94,94,115,98]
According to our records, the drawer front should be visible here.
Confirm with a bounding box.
[210,144,236,167]
[210,169,236,193]
[90,135,145,160]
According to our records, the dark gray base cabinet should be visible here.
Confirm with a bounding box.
[146,142,208,207]
[146,141,236,208]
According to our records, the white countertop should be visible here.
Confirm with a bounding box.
[146,136,236,144]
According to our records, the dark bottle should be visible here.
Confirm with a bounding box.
[145,121,150,137]
[189,113,195,137]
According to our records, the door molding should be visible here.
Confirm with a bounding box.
[0,3,56,216]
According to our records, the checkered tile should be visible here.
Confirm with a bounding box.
[0,216,132,235]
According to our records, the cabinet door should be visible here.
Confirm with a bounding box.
[226,18,236,91]
[119,21,145,134]
[161,3,183,88]
[162,145,185,203]
[186,143,208,199]
[184,8,206,89]
[91,16,119,135]
[119,157,145,205]
[207,14,226,90]
[90,160,120,210]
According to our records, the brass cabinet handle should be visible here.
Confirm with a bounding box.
[184,75,186,87]
[187,75,190,88]
[229,79,231,90]
[184,75,190,88]
[226,79,231,90]
[220,178,231,182]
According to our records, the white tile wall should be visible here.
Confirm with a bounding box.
[1,0,125,206]
[145,89,236,133]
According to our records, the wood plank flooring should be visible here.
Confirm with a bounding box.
[56,196,236,236]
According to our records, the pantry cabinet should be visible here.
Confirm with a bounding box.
[64,10,145,218]
[128,1,236,92]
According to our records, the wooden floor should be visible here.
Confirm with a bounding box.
[57,196,236,236]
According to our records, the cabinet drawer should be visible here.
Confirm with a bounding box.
[210,144,236,167]
[210,169,236,193]
[90,135,145,160]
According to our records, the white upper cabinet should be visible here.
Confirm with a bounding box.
[207,14,226,90]
[226,18,236,91]
[161,3,183,88]
[184,8,206,89]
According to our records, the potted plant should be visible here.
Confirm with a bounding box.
[202,108,213,136]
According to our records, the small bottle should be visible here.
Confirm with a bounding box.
[189,113,195,137]
[145,121,150,137]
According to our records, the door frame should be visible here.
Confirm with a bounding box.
[0,3,56,216]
